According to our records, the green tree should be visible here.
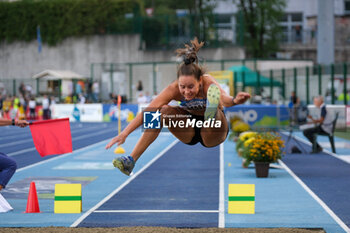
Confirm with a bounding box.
[237,0,286,58]
[142,0,217,43]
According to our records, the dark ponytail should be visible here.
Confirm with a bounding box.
[176,37,205,81]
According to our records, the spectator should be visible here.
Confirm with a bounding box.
[137,93,148,104]
[17,102,26,120]
[289,91,300,125]
[87,81,93,103]
[64,95,73,104]
[136,80,143,99]
[25,84,33,97]
[110,93,118,105]
[92,81,99,102]
[337,91,350,103]
[28,96,36,120]
[19,82,26,97]
[302,96,333,153]
[11,96,20,120]
[2,96,12,119]
[19,94,26,113]
[50,96,56,118]
[42,95,50,120]
[144,91,151,103]
[79,93,86,104]
[137,80,143,92]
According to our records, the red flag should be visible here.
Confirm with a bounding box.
[29,118,72,157]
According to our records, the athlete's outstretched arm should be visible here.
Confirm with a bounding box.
[204,75,250,107]
[105,82,179,149]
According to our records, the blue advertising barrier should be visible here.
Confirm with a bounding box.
[103,104,291,129]
[224,104,290,127]
[102,104,138,122]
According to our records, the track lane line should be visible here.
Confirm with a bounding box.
[1,124,111,149]
[281,132,350,232]
[218,143,224,228]
[0,124,102,141]
[8,127,117,157]
[15,138,112,172]
[93,210,219,213]
[279,160,350,233]
[70,139,179,228]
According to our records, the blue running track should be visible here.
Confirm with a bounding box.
[78,143,219,228]
[281,131,350,230]
[0,123,349,232]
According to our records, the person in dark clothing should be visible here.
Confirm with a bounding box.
[0,118,29,191]
[302,96,332,153]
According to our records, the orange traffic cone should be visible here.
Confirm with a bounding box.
[25,182,40,213]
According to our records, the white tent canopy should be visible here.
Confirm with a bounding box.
[32,70,86,97]
[32,69,85,80]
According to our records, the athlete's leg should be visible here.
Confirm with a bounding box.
[201,110,228,147]
[201,84,228,147]
[114,105,196,175]
[160,105,195,144]
[127,105,195,162]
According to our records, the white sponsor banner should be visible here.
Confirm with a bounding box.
[52,104,103,122]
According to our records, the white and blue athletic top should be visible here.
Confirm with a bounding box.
[178,85,207,111]
[179,98,207,111]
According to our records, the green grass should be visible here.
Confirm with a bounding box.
[335,128,350,140]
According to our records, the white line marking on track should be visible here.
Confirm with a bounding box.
[279,160,350,233]
[72,127,117,141]
[338,155,350,164]
[8,147,36,157]
[0,124,103,141]
[8,127,117,157]
[0,124,107,148]
[16,138,111,172]
[93,210,219,213]
[218,143,225,228]
[0,138,33,148]
[70,139,179,228]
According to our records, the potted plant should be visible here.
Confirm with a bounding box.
[242,132,284,177]
[235,131,257,168]
[230,116,250,137]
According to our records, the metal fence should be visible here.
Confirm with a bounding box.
[1,60,349,106]
[89,60,349,105]
[90,60,258,102]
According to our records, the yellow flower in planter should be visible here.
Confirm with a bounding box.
[244,137,256,147]
[239,131,257,141]
[232,121,250,134]
[230,115,243,125]
[242,132,284,164]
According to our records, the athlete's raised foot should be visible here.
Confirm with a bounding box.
[112,155,135,176]
[204,84,221,121]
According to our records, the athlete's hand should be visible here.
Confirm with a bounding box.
[233,92,251,105]
[16,120,30,128]
[105,132,127,149]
